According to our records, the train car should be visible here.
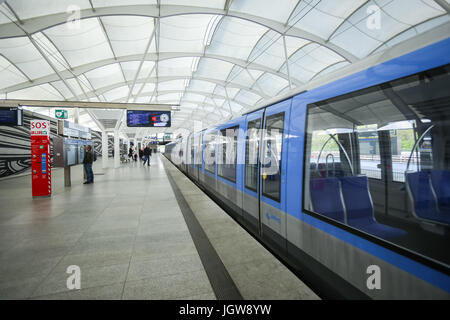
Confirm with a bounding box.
[165,38,450,299]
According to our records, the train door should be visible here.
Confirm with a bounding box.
[193,132,201,181]
[242,109,264,234]
[188,134,194,177]
[259,99,292,252]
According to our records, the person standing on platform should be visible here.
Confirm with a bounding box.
[128,146,133,161]
[83,145,94,184]
[143,144,151,166]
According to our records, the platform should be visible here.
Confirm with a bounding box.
[0,154,318,300]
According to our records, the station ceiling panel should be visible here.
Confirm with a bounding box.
[0,0,448,132]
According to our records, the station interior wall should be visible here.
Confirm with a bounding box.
[0,110,118,179]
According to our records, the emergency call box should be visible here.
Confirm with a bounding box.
[30,120,52,197]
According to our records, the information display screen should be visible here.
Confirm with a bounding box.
[64,140,78,166]
[0,108,23,126]
[126,110,171,127]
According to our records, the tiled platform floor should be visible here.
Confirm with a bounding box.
[0,155,214,299]
[0,154,319,300]
[163,156,319,300]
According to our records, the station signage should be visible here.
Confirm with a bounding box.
[58,119,91,139]
[55,109,68,119]
[30,120,51,136]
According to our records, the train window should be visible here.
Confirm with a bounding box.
[218,126,239,182]
[204,132,217,174]
[262,113,284,202]
[387,121,421,182]
[245,119,261,191]
[304,64,450,265]
[309,131,351,179]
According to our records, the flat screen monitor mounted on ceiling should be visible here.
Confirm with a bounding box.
[126,110,171,127]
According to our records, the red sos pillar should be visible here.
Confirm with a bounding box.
[31,120,52,197]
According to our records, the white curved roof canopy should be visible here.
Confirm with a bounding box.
[0,0,449,133]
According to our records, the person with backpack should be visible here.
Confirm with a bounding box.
[128,146,132,159]
[83,145,94,184]
[143,144,152,166]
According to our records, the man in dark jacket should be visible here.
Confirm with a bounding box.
[83,145,94,184]
[143,144,151,166]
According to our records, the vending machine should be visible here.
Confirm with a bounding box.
[30,120,52,197]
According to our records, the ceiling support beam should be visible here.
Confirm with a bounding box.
[433,0,450,14]
[1,52,301,94]
[116,89,252,109]
[210,96,225,118]
[224,86,234,118]
[0,53,32,83]
[132,64,156,103]
[0,5,357,62]
[0,99,174,110]
[97,17,128,88]
[245,68,268,98]
[85,108,106,131]
[3,2,109,132]
[54,76,264,103]
[128,20,158,102]
[151,16,161,104]
[282,35,293,89]
[3,2,23,25]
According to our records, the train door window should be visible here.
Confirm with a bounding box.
[204,132,217,174]
[262,113,284,202]
[245,119,261,191]
[304,64,450,266]
[218,126,239,182]
[196,134,203,168]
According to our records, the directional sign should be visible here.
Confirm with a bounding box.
[55,109,68,119]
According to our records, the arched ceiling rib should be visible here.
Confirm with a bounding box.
[0,0,449,132]
[0,4,357,61]
[66,79,264,105]
[0,53,301,93]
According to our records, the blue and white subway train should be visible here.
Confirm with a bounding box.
[164,38,450,299]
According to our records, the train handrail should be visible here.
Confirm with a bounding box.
[326,153,335,177]
[316,134,354,176]
[406,125,434,172]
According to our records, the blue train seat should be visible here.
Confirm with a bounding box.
[430,170,450,213]
[340,176,407,239]
[310,177,345,223]
[406,172,450,225]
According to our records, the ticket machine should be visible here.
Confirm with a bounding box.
[30,120,52,197]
